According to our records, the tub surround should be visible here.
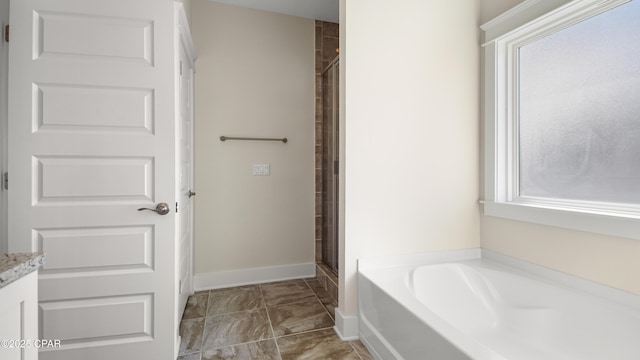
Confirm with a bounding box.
[358,249,640,360]
[0,252,45,289]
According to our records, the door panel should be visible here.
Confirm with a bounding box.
[37,226,153,272]
[34,11,154,64]
[39,294,153,341]
[8,0,177,359]
[36,84,154,131]
[35,156,154,201]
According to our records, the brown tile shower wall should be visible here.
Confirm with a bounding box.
[315,20,339,264]
[315,20,339,306]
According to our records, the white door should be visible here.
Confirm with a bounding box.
[175,5,196,322]
[8,0,178,359]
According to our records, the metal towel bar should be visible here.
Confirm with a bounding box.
[220,136,288,143]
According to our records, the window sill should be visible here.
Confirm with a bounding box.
[482,201,640,240]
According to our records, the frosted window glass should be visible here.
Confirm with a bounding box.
[518,0,640,204]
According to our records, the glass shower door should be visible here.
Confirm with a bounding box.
[322,57,339,274]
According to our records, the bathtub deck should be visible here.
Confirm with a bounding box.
[358,249,640,360]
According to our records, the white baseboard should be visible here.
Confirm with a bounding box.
[334,308,359,341]
[193,262,316,291]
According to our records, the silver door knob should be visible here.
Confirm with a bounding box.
[138,202,171,215]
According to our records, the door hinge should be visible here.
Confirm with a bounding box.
[2,172,7,190]
[3,25,8,43]
[176,201,179,213]
[179,61,183,75]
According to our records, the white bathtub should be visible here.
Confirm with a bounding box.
[358,249,640,360]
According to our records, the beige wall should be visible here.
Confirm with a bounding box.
[340,0,482,317]
[191,0,315,275]
[479,0,640,295]
[482,217,640,294]
[479,0,523,24]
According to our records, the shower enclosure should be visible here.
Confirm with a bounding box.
[322,56,339,274]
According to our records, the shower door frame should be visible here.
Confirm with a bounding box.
[321,55,340,274]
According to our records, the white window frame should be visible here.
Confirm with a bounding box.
[482,0,640,240]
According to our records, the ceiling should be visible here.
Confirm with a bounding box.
[209,0,339,23]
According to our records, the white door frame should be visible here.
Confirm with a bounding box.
[174,1,196,324]
[0,0,9,254]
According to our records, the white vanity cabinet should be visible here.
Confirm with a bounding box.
[0,253,45,360]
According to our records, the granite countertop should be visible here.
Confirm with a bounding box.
[0,253,46,289]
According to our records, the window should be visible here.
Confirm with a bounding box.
[519,1,640,204]
[482,0,640,239]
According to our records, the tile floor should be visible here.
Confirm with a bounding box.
[178,278,373,360]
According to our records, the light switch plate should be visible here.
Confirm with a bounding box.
[252,164,270,176]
